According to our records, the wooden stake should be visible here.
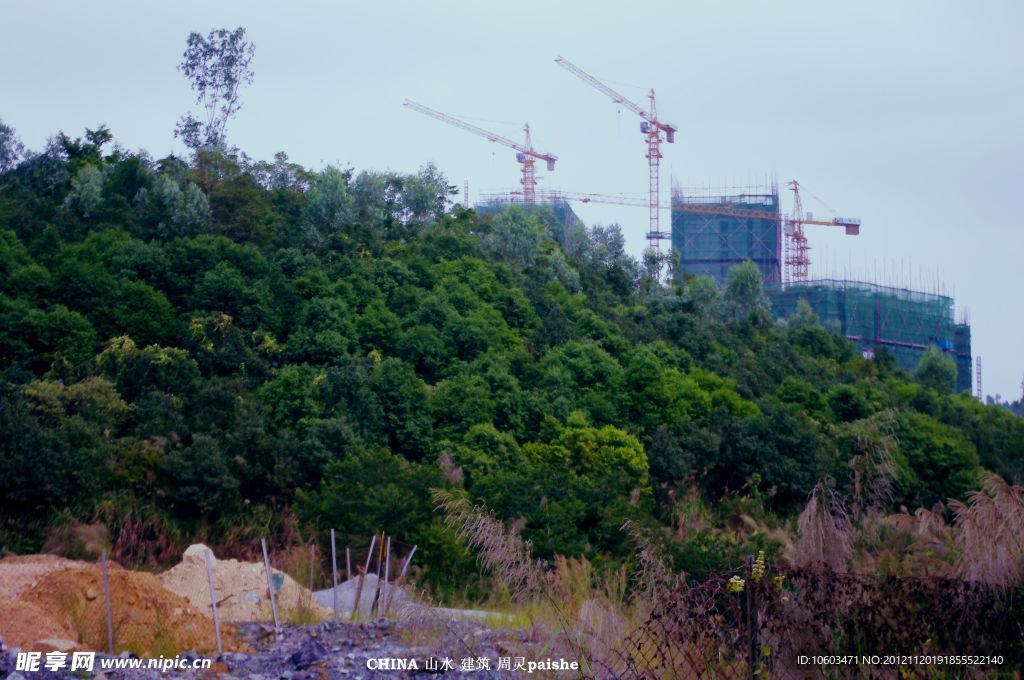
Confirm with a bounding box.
[330,529,339,623]
[101,550,114,655]
[261,538,280,630]
[346,547,351,583]
[205,549,222,654]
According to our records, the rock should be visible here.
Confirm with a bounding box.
[182,543,214,565]
[288,638,328,670]
[84,586,98,600]
[35,638,81,652]
[313,574,407,618]
[7,673,27,680]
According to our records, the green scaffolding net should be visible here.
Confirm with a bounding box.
[767,279,972,392]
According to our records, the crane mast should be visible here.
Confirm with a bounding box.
[403,100,557,204]
[555,57,677,253]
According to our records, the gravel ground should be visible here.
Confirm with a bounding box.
[1,616,579,679]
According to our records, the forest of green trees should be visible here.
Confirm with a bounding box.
[1,117,1023,595]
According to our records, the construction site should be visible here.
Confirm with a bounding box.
[669,182,971,393]
[406,56,977,396]
[768,279,973,393]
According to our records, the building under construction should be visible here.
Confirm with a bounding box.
[768,279,973,393]
[474,197,585,233]
[671,185,783,286]
[477,185,973,393]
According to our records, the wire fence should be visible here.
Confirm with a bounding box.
[607,558,1022,679]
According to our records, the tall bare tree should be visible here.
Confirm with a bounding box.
[174,27,255,150]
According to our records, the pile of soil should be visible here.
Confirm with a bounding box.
[0,596,76,650]
[159,544,328,623]
[0,554,95,599]
[22,565,241,655]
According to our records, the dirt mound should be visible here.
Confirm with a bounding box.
[159,544,328,623]
[0,554,95,599]
[0,596,76,649]
[23,565,241,655]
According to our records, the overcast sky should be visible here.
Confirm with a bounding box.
[3,1,1022,398]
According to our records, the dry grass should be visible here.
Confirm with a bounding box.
[794,479,852,571]
[794,448,1024,590]
[952,471,1024,587]
[41,521,112,562]
[433,492,544,602]
[846,410,899,517]
[433,490,684,677]
[276,543,328,625]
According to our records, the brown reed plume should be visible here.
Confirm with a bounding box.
[432,490,544,600]
[794,478,852,571]
[845,410,899,517]
[952,471,1024,588]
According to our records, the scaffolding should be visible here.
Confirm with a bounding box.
[671,185,782,285]
[473,197,585,232]
[768,279,972,393]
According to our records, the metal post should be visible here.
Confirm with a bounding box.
[382,536,392,615]
[101,551,114,655]
[330,529,339,623]
[370,533,386,618]
[396,544,417,586]
[261,538,280,630]
[746,555,757,679]
[351,534,376,620]
[205,549,222,655]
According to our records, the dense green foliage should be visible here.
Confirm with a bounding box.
[1,128,1022,593]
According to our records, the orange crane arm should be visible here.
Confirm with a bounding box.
[534,189,646,207]
[482,189,861,235]
[555,57,648,120]
[555,57,677,138]
[403,100,557,165]
[672,202,861,234]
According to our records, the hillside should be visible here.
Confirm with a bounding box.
[1,131,1023,597]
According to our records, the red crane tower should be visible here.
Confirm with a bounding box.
[555,56,677,252]
[403,100,557,205]
[481,182,860,282]
[782,179,861,281]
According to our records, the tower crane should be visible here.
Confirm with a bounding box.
[480,181,860,282]
[554,56,677,252]
[667,180,860,282]
[403,100,556,205]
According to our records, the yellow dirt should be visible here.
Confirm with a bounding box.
[21,565,242,655]
[0,595,76,649]
[158,543,328,623]
[0,554,94,599]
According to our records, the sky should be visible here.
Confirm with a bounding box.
[3,1,1022,399]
